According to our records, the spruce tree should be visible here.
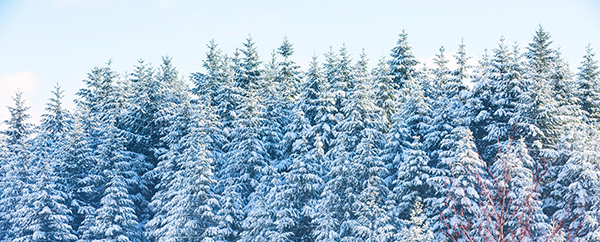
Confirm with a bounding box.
[433,127,487,241]
[466,38,532,163]
[388,30,419,89]
[577,44,600,123]
[9,85,78,242]
[266,56,328,241]
[146,95,217,242]
[0,92,35,241]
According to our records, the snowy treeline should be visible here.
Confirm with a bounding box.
[1,26,600,241]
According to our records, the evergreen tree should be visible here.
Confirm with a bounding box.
[0,92,34,241]
[146,96,217,242]
[521,26,569,149]
[398,201,434,242]
[577,44,600,123]
[388,30,419,89]
[434,127,487,242]
[372,57,399,127]
[391,138,435,223]
[10,161,77,242]
[350,58,394,241]
[277,36,303,103]
[265,56,328,241]
[192,39,227,102]
[476,141,549,241]
[466,38,532,163]
[9,85,78,242]
[3,91,34,146]
[79,122,144,242]
[549,124,600,241]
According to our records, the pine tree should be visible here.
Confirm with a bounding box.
[372,57,399,128]
[9,85,78,242]
[79,122,144,242]
[350,83,394,242]
[476,141,549,241]
[434,127,487,242]
[3,91,34,147]
[466,38,532,163]
[577,44,600,123]
[277,36,303,103]
[0,92,35,241]
[265,56,328,242]
[521,26,569,150]
[399,201,434,242]
[549,123,600,241]
[391,137,435,223]
[388,30,419,89]
[146,95,218,242]
[192,39,227,102]
[10,161,77,242]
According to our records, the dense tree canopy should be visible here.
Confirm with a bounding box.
[1,27,599,241]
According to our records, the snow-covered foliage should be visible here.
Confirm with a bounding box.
[1,28,599,242]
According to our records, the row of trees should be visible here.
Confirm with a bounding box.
[1,26,600,241]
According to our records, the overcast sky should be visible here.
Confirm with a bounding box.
[1,0,599,126]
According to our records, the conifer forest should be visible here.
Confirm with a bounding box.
[3,26,600,242]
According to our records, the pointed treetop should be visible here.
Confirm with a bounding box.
[356,48,369,76]
[4,91,33,146]
[278,36,294,59]
[579,44,599,82]
[160,55,178,83]
[41,84,72,137]
[388,29,419,87]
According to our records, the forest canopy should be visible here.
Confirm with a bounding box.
[1,26,600,241]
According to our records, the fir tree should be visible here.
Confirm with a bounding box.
[388,30,419,89]
[146,96,217,242]
[549,124,600,241]
[79,122,144,242]
[398,201,434,242]
[0,92,35,241]
[9,85,78,242]
[434,127,487,242]
[466,38,532,163]
[577,44,600,123]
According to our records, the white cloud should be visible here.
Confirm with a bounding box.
[0,71,41,126]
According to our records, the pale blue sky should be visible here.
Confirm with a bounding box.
[1,0,599,125]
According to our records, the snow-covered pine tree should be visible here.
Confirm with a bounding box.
[263,56,329,242]
[372,57,399,128]
[192,39,227,102]
[122,57,187,224]
[9,85,78,242]
[0,92,35,241]
[548,123,600,241]
[315,48,386,242]
[36,85,73,205]
[399,200,434,242]
[423,46,456,166]
[146,93,218,242]
[476,141,549,241]
[388,30,419,89]
[391,137,435,226]
[521,26,568,150]
[10,159,76,242]
[576,44,600,124]
[433,127,487,241]
[208,36,279,242]
[74,62,145,240]
[79,120,144,242]
[277,36,303,103]
[2,91,35,147]
[466,38,532,163]
[348,51,394,242]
